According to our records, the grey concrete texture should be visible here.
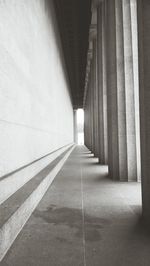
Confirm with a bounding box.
[137,0,150,220]
[0,144,73,206]
[2,146,149,266]
[97,2,108,165]
[106,0,138,181]
[84,76,93,151]
[92,39,99,158]
[0,145,74,262]
[0,0,74,177]
[130,0,141,182]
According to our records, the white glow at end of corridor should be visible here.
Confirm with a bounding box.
[77,109,84,145]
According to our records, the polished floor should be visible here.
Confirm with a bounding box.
[2,146,150,266]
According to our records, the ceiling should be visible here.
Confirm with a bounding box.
[53,0,92,108]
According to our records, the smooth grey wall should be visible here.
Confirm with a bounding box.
[0,0,74,177]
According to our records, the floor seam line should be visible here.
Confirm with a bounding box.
[80,154,86,266]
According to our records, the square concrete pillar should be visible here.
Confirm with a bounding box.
[137,0,150,220]
[93,38,99,157]
[97,1,108,165]
[106,0,137,181]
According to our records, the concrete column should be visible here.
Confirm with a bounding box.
[130,0,141,181]
[84,50,94,152]
[122,0,137,179]
[137,0,150,220]
[97,1,108,164]
[84,106,86,146]
[87,82,91,150]
[90,62,94,153]
[85,66,92,151]
[102,1,108,164]
[97,3,105,164]
[93,38,99,157]
[84,59,92,150]
[84,88,90,148]
[89,76,92,151]
[106,0,137,181]
[91,54,95,154]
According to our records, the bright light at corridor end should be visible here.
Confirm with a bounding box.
[77,109,84,145]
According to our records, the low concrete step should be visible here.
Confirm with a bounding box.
[0,143,73,205]
[0,145,75,262]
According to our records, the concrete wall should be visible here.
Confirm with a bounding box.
[0,0,74,177]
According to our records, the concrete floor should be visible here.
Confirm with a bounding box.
[2,146,150,266]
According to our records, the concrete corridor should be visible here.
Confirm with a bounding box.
[1,146,150,266]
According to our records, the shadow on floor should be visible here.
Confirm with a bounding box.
[33,204,150,244]
[134,215,150,236]
[33,204,111,242]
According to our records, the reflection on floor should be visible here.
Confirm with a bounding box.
[2,146,149,266]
